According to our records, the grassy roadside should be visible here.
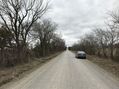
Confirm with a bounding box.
[88,55,119,78]
[0,52,62,87]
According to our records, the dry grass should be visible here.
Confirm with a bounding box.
[88,55,119,78]
[0,52,61,87]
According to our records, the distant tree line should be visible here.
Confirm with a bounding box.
[70,10,119,61]
[0,0,66,67]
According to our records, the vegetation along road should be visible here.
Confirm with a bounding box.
[1,51,119,89]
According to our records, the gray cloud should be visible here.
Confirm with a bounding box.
[44,0,118,46]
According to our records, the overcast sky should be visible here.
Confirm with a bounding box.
[45,0,119,46]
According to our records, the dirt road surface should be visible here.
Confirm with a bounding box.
[1,51,119,89]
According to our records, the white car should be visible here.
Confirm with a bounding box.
[75,51,86,59]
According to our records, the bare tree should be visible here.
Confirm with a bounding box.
[106,25,119,59]
[0,0,48,49]
[0,0,48,63]
[50,34,66,52]
[94,28,109,57]
[33,19,57,56]
[0,26,13,64]
[71,33,98,55]
[106,10,119,59]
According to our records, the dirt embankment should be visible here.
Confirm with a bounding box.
[88,55,119,78]
[0,52,61,87]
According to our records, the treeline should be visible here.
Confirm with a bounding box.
[70,10,119,61]
[32,20,66,57]
[0,0,66,67]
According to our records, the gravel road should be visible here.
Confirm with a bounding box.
[1,51,119,89]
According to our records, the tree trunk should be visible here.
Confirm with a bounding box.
[102,47,107,58]
[40,41,45,57]
[0,48,4,65]
[110,46,114,59]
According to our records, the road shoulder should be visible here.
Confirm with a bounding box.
[88,55,119,79]
[0,52,62,88]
